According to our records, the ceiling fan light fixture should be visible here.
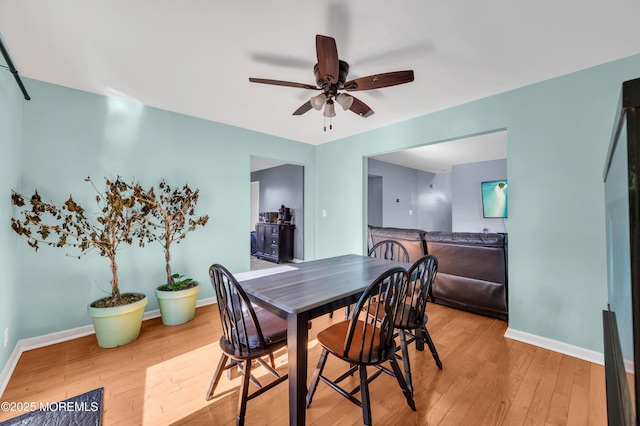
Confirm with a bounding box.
[310,93,327,110]
[335,93,354,110]
[323,101,336,118]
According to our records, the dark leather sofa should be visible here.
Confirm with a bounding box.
[367,226,508,321]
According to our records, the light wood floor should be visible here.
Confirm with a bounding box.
[0,303,606,425]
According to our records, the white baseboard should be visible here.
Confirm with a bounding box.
[0,297,219,399]
[504,327,604,365]
[0,343,22,399]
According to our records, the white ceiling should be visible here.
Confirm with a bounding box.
[1,0,639,150]
[371,130,507,174]
[250,157,285,173]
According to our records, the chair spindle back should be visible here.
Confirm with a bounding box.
[345,266,409,363]
[209,264,267,357]
[368,239,410,263]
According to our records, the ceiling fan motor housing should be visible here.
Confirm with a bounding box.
[314,60,349,96]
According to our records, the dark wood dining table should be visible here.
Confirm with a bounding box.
[239,254,411,425]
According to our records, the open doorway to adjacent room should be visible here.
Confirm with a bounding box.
[367,130,508,234]
[250,156,304,270]
[365,130,510,323]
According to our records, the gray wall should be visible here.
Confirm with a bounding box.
[367,175,383,227]
[251,164,304,260]
[368,158,451,231]
[368,158,453,231]
[416,171,453,231]
[368,157,507,233]
[452,159,508,232]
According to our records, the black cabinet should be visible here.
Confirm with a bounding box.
[254,223,295,263]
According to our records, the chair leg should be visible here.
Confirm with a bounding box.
[389,356,416,411]
[422,325,443,369]
[306,348,329,407]
[236,360,252,426]
[359,364,372,426]
[206,353,229,400]
[399,330,413,394]
[268,353,276,369]
[414,327,425,351]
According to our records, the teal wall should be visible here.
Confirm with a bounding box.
[0,65,23,370]
[316,54,640,353]
[16,79,315,338]
[4,53,640,376]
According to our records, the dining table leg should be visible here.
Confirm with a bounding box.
[287,312,310,425]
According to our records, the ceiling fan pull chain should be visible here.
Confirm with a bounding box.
[323,116,334,131]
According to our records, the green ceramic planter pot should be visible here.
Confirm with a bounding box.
[87,294,148,348]
[156,284,200,326]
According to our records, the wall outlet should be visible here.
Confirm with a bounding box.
[4,328,8,347]
[322,209,327,217]
[409,209,413,216]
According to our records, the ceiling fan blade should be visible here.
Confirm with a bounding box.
[249,78,319,90]
[349,96,374,118]
[343,70,414,91]
[316,35,339,85]
[293,101,313,116]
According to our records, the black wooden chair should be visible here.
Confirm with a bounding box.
[368,255,442,394]
[367,239,410,263]
[335,239,411,320]
[306,266,415,425]
[207,264,288,426]
[395,255,442,393]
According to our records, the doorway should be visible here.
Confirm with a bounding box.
[250,157,304,269]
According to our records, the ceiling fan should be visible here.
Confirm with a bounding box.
[249,35,415,130]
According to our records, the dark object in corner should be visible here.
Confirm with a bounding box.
[602,309,634,425]
[254,223,295,263]
[250,230,257,255]
[602,76,640,425]
[0,36,30,100]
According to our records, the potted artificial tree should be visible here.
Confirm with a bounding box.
[11,176,151,348]
[138,180,209,326]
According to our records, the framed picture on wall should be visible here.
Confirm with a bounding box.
[481,179,508,218]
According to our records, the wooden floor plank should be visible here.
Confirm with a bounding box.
[566,358,592,426]
[545,355,578,426]
[523,350,562,425]
[588,364,607,426]
[0,303,607,425]
[500,347,550,424]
